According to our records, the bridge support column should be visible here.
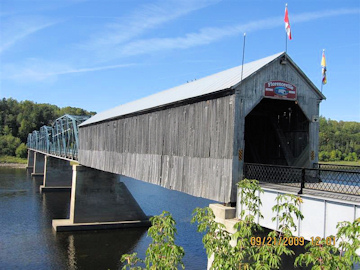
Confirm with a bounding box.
[52,165,150,232]
[40,156,73,192]
[207,204,237,270]
[31,152,45,177]
[26,149,34,171]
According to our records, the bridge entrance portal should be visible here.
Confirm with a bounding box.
[244,98,309,166]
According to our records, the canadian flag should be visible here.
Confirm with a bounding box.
[284,4,292,40]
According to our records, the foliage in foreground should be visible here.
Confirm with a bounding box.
[121,211,185,270]
[124,179,360,269]
[192,179,359,269]
[192,179,303,269]
[295,218,360,269]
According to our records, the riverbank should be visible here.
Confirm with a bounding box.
[0,155,27,168]
[0,163,27,168]
[320,161,360,166]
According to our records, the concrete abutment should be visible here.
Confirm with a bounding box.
[31,152,45,177]
[40,156,73,192]
[26,149,34,171]
[53,165,150,232]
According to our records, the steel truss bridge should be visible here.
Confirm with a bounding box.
[27,114,90,160]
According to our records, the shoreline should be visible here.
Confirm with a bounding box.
[0,163,27,169]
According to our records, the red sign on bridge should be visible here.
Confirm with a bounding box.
[264,81,297,100]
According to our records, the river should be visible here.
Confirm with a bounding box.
[1,167,357,269]
[0,167,215,269]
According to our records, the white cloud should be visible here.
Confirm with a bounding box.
[45,63,137,76]
[2,0,220,82]
[0,17,59,54]
[116,8,360,57]
[119,17,278,56]
[3,6,358,83]
[83,0,220,57]
[3,59,136,82]
[291,8,360,23]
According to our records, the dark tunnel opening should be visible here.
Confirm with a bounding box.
[244,98,309,166]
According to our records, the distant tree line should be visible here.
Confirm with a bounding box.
[319,116,360,162]
[0,98,95,158]
[1,98,359,162]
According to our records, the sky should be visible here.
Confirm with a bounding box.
[1,0,359,122]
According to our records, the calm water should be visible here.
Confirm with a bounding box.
[1,167,358,270]
[0,167,215,270]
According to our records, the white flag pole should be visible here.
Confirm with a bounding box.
[241,33,246,83]
[285,3,288,54]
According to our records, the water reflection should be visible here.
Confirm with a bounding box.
[0,167,148,270]
[1,167,221,269]
[3,167,358,269]
[41,190,71,219]
[0,188,28,198]
[39,178,148,270]
[0,167,219,269]
[53,228,147,270]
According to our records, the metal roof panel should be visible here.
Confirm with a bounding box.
[81,52,284,126]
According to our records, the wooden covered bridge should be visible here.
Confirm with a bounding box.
[78,52,325,203]
[27,52,359,235]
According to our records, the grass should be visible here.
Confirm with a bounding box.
[319,160,360,166]
[0,155,27,164]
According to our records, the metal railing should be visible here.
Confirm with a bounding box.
[244,163,360,196]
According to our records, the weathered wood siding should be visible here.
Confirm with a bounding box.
[79,95,235,202]
[231,59,322,184]
[79,55,322,203]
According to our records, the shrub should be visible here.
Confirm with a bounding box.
[121,211,185,270]
[15,143,27,158]
[0,135,21,156]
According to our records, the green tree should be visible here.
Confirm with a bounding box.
[15,143,28,158]
[191,207,235,269]
[295,218,360,269]
[121,180,359,269]
[2,125,12,135]
[319,151,330,162]
[121,211,185,270]
[344,152,358,162]
[0,98,96,157]
[59,106,96,117]
[272,194,304,237]
[0,98,20,137]
[318,116,360,162]
[18,119,36,142]
[191,179,303,270]
[0,134,21,156]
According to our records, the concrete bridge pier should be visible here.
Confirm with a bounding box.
[52,165,150,232]
[31,152,45,177]
[40,156,73,192]
[26,149,34,171]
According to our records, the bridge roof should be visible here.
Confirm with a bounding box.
[80,52,323,127]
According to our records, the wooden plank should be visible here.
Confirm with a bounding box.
[79,95,235,202]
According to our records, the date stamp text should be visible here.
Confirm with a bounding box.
[250,236,336,246]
